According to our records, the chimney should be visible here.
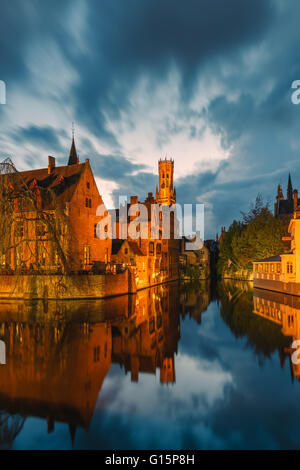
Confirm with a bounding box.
[48,156,55,175]
[294,189,298,211]
[130,195,138,205]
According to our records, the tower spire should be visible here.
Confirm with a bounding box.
[68,123,79,165]
[287,173,293,200]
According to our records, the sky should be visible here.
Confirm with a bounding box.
[1,0,300,238]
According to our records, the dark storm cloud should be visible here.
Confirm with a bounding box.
[69,0,273,142]
[2,0,300,236]
[10,125,64,153]
[0,0,73,83]
[79,137,147,179]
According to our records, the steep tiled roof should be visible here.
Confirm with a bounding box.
[5,163,86,209]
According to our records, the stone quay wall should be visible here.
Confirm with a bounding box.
[0,271,135,300]
[0,269,179,300]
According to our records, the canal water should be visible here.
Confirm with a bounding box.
[0,279,299,450]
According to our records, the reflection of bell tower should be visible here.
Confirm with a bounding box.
[156,158,176,205]
[160,356,175,384]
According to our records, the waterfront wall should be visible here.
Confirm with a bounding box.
[222,270,253,281]
[254,277,300,296]
[0,271,136,300]
[0,270,179,300]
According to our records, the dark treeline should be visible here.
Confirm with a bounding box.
[218,195,284,276]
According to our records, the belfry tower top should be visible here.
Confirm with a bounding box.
[156,157,176,205]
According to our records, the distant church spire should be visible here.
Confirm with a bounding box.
[287,173,293,200]
[68,123,79,165]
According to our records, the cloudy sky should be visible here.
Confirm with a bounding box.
[1,0,300,238]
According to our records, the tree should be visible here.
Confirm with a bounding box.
[217,195,284,275]
[0,158,73,274]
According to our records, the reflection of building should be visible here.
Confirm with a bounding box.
[111,284,180,384]
[180,281,210,323]
[0,283,180,446]
[0,313,112,441]
[253,289,300,381]
[179,236,210,279]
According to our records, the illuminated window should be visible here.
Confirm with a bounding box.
[287,261,293,273]
[276,263,281,273]
[93,346,100,362]
[264,264,269,273]
[15,220,24,238]
[15,245,22,266]
[36,221,46,237]
[84,246,91,265]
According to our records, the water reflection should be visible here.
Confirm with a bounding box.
[1,280,300,449]
[0,283,180,448]
[253,288,300,381]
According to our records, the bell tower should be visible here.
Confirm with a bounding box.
[156,157,176,205]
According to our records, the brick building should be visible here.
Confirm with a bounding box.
[1,138,111,272]
[111,158,180,288]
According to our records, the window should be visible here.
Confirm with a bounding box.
[87,182,90,189]
[94,223,97,238]
[84,246,91,265]
[85,198,92,208]
[124,248,128,254]
[149,318,155,334]
[287,261,293,273]
[156,243,161,255]
[94,346,100,362]
[15,245,23,266]
[15,220,24,238]
[264,264,269,273]
[36,221,46,237]
[149,242,154,255]
[276,263,281,273]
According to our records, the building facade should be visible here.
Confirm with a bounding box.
[0,138,111,273]
[111,158,180,288]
